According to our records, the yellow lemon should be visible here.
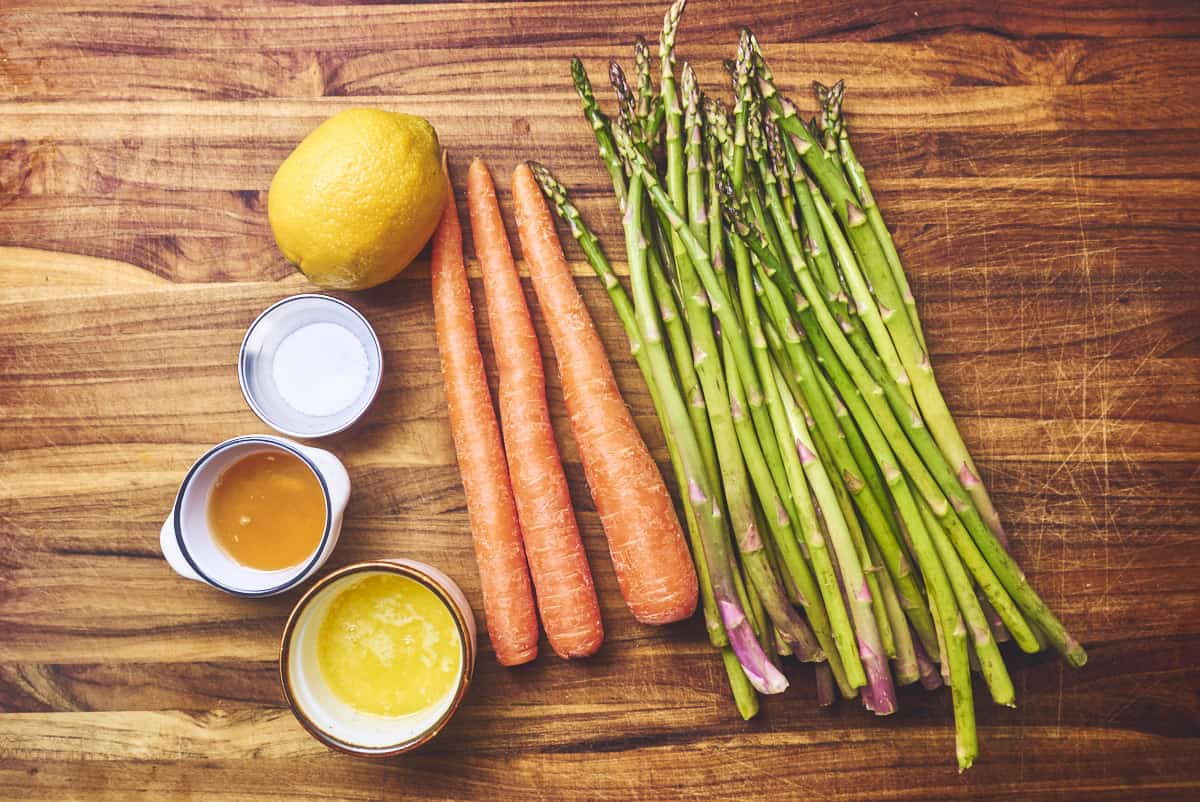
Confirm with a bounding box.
[268,108,446,290]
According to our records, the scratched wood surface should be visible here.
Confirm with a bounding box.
[2,1,1199,800]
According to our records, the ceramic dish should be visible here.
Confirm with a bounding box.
[280,559,477,757]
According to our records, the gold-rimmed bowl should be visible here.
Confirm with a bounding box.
[280,559,477,757]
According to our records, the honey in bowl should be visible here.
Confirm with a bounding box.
[207,450,325,571]
[317,573,463,718]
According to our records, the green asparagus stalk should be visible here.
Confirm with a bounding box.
[681,62,709,255]
[813,79,843,158]
[610,62,681,307]
[801,171,917,410]
[912,503,981,770]
[744,104,787,268]
[822,91,921,346]
[729,193,1026,704]
[748,89,1084,664]
[656,49,822,659]
[765,116,801,239]
[742,133,930,687]
[721,647,761,720]
[633,36,656,138]
[868,534,920,684]
[705,100,736,302]
[616,121,871,689]
[910,485,1015,706]
[570,57,628,212]
[735,209,978,758]
[734,544,764,642]
[761,58,1016,582]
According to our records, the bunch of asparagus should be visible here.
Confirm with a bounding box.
[530,0,1085,769]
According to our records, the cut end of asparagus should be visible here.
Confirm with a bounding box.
[721,600,790,694]
[816,662,836,707]
[1065,638,1088,668]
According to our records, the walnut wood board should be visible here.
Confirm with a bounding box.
[2,1,1199,800]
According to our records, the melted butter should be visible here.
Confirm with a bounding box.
[207,451,325,571]
[317,573,462,718]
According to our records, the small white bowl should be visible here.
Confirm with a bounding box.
[159,435,351,596]
[280,560,477,757]
[239,294,383,439]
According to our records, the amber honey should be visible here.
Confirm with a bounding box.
[207,450,326,571]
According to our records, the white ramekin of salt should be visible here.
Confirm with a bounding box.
[239,294,383,438]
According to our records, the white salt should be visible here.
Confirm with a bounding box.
[272,322,369,418]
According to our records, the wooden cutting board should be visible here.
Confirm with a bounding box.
[2,2,1198,800]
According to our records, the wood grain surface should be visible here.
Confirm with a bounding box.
[2,1,1199,800]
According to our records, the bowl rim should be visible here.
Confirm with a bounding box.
[239,293,384,439]
[279,559,475,757]
[173,434,333,597]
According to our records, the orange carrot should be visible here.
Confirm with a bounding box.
[467,158,604,659]
[431,162,539,667]
[511,162,698,625]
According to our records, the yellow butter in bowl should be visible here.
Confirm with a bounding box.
[281,560,477,757]
[317,573,461,718]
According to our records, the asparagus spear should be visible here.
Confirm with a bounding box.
[644,52,821,658]
[801,171,917,410]
[633,36,656,139]
[813,79,844,158]
[730,198,978,760]
[681,63,709,254]
[616,122,871,690]
[741,133,931,681]
[759,53,1013,575]
[748,81,1084,664]
[610,62,681,308]
[818,84,920,345]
